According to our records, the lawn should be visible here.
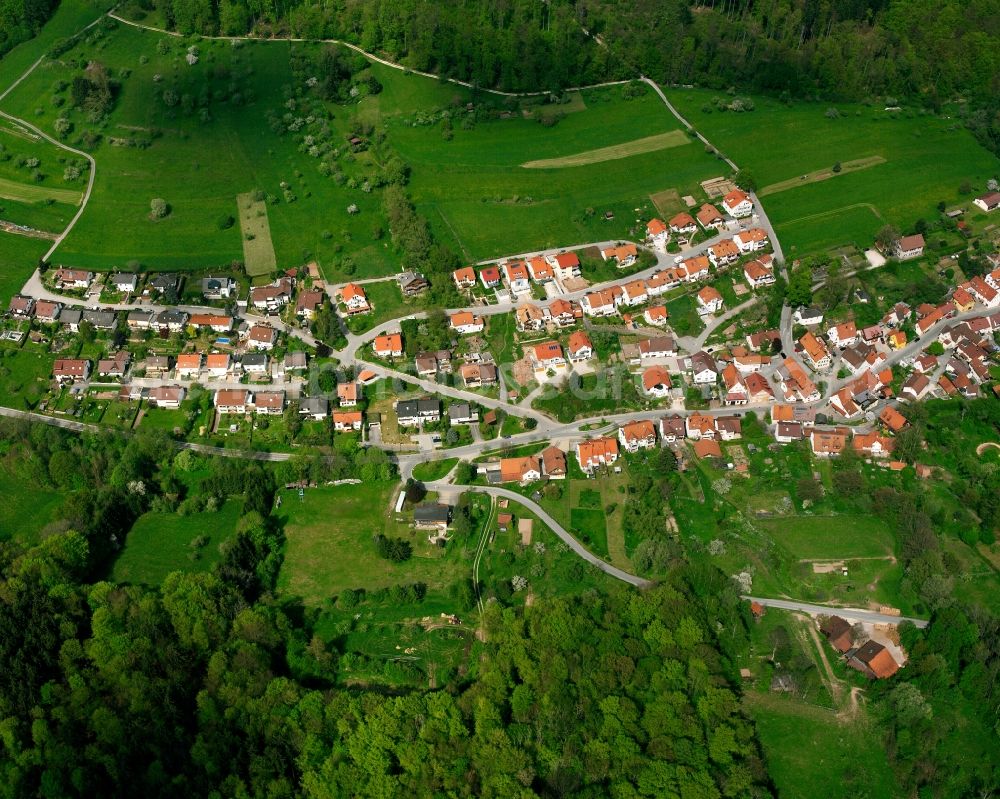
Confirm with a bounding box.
[110,498,242,585]
[237,191,277,276]
[0,233,47,306]
[569,507,607,557]
[667,88,1000,256]
[0,345,54,409]
[344,279,409,334]
[0,463,65,545]
[276,482,467,604]
[748,694,900,799]
[411,458,458,483]
[755,515,895,560]
[389,83,729,260]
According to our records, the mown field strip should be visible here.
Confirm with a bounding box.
[0,175,82,205]
[237,192,278,276]
[521,130,689,169]
[758,155,887,196]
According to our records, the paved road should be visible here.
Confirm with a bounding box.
[745,596,928,628]
[427,481,653,587]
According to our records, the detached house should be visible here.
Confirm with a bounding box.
[696,286,724,315]
[581,288,621,317]
[109,273,138,293]
[721,188,753,218]
[246,324,278,350]
[567,331,593,363]
[690,350,719,384]
[449,311,485,335]
[576,437,619,474]
[549,252,581,280]
[479,266,501,289]
[515,304,546,331]
[744,259,775,288]
[503,261,531,294]
[499,456,542,484]
[459,362,498,387]
[601,243,638,268]
[34,299,61,323]
[373,333,404,359]
[8,295,34,318]
[53,359,90,383]
[639,336,677,359]
[643,366,672,398]
[973,191,1000,213]
[339,283,370,315]
[644,305,669,326]
[549,299,578,327]
[333,411,363,431]
[647,218,669,249]
[895,234,925,260]
[696,203,725,231]
[733,228,769,253]
[249,278,293,312]
[452,267,476,289]
[254,391,286,415]
[52,269,93,290]
[531,341,566,371]
[215,389,252,414]
[395,398,441,426]
[708,240,740,268]
[668,212,698,235]
[175,353,202,378]
[296,290,324,319]
[680,256,710,282]
[619,420,657,452]
[827,321,858,348]
[811,427,849,457]
[527,257,553,283]
[202,276,236,299]
[148,385,185,409]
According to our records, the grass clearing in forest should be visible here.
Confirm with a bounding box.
[520,130,689,168]
[111,499,243,585]
[237,192,277,277]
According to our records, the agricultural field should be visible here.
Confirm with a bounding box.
[276,482,468,604]
[110,498,243,585]
[389,83,730,261]
[667,88,1000,256]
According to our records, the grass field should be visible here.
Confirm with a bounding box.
[0,463,65,544]
[110,498,242,585]
[667,88,1000,255]
[276,482,467,604]
[237,192,277,277]
[0,233,46,302]
[411,458,458,482]
[0,175,81,205]
[391,83,728,260]
[756,515,895,560]
[520,130,689,169]
[757,156,886,196]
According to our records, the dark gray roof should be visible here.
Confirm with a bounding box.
[396,398,440,416]
[448,402,473,419]
[413,503,450,523]
[156,309,189,325]
[300,396,329,415]
[60,308,82,324]
[242,353,269,367]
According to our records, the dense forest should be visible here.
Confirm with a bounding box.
[0,420,775,797]
[0,0,57,59]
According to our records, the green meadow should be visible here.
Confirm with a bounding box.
[390,84,727,260]
[667,88,1000,255]
[0,233,47,301]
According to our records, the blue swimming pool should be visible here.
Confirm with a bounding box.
[216,337,231,344]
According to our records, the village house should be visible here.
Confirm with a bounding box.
[548,299,578,327]
[206,353,231,378]
[680,255,711,282]
[793,306,824,326]
[246,324,278,351]
[639,336,677,360]
[619,420,657,452]
[777,359,820,402]
[830,387,862,419]
[721,188,753,218]
[459,362,498,387]
[300,396,330,420]
[686,413,716,440]
[973,191,1000,213]
[660,415,686,442]
[148,385,185,409]
[846,640,899,679]
[337,382,359,406]
[716,415,742,440]
[254,391,285,415]
[690,350,719,384]
[621,279,648,307]
[373,333,404,359]
[820,616,854,654]
[696,286,724,315]
[841,342,882,375]
[527,257,554,283]
[448,402,478,426]
[643,366,672,398]
[397,271,429,296]
[515,303,547,331]
[581,288,622,317]
[853,431,895,458]
[126,309,155,330]
[479,266,501,289]
[746,329,781,352]
[646,218,669,249]
[643,305,669,326]
[201,276,236,299]
[721,363,749,405]
[215,389,252,414]
[548,252,582,281]
[887,330,907,349]
[414,353,441,378]
[52,269,93,290]
[799,332,832,370]
[53,359,90,383]
[708,240,740,268]
[733,228,769,253]
[951,286,976,312]
[811,427,849,457]
[743,259,775,289]
[175,353,202,378]
[502,261,531,295]
[144,355,172,377]
[333,410,363,431]
[413,504,451,533]
[241,353,269,374]
[531,341,566,371]
[449,311,485,335]
[149,274,180,296]
[733,354,771,374]
[601,243,638,268]
[189,314,234,333]
[567,330,593,363]
[882,302,912,327]
[693,439,723,459]
[901,372,931,401]
[82,309,117,330]
[575,436,619,474]
[895,233,925,260]
[97,351,131,379]
[8,295,34,318]
[33,299,61,323]
[827,321,858,348]
[541,446,567,479]
[668,212,698,234]
[283,351,308,375]
[745,371,776,404]
[774,421,804,443]
[696,203,725,231]
[452,267,477,289]
[395,398,441,426]
[296,289,325,319]
[109,273,138,293]
[498,456,542,484]
[249,277,293,312]
[968,276,1000,308]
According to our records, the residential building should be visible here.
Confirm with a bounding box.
[333,410,363,431]
[254,391,285,415]
[176,353,202,377]
[581,288,622,317]
[827,321,858,348]
[541,446,567,478]
[337,382,359,406]
[397,271,429,296]
[646,218,669,249]
[715,415,742,440]
[249,277,293,311]
[621,279,648,307]
[126,309,155,330]
[549,299,578,327]
[284,351,308,373]
[448,402,478,426]
[743,259,775,288]
[8,295,34,318]
[601,243,638,268]
[686,413,716,440]
[721,188,753,218]
[241,353,269,374]
[531,341,566,370]
[300,396,329,420]
[395,398,441,426]
[660,415,686,442]
[373,333,404,359]
[895,233,925,260]
[567,330,593,363]
[188,314,233,333]
[793,306,824,326]
[746,329,781,352]
[680,255,710,282]
[155,309,189,332]
[643,305,669,326]
[775,421,804,443]
[206,353,231,377]
[799,332,831,369]
[479,266,501,288]
[503,261,531,294]
[515,303,546,331]
[246,324,278,350]
[696,203,725,230]
[148,385,185,409]
[575,437,619,473]
[973,191,1000,213]
[707,240,740,267]
[97,351,131,379]
[34,299,61,323]
[452,267,476,289]
[109,273,138,293]
[499,456,542,484]
[810,427,849,457]
[53,359,90,382]
[642,366,672,398]
[901,372,931,401]
[296,289,325,319]
[733,228,769,252]
[619,420,657,452]
[201,276,236,299]
[639,336,676,359]
[413,504,451,532]
[52,269,93,290]
[449,311,485,334]
[690,350,718,384]
[215,389,252,414]
[527,256,554,283]
[693,439,723,459]
[696,286,724,315]
[846,640,899,679]
[668,212,697,234]
[549,252,581,280]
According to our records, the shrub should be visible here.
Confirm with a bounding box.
[150,198,169,219]
[216,213,235,230]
